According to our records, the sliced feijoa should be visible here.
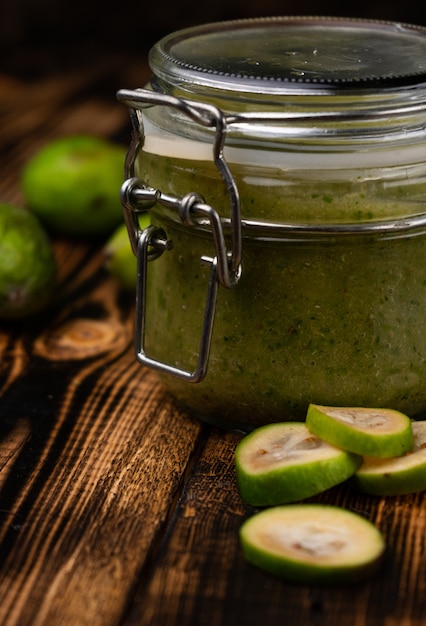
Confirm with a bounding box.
[306,404,413,458]
[235,422,361,506]
[352,420,426,496]
[240,504,385,584]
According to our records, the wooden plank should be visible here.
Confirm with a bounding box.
[0,72,207,625]
[0,248,205,626]
[122,430,426,626]
[0,57,149,206]
[0,89,130,207]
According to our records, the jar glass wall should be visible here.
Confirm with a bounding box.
[139,154,426,430]
[119,17,426,430]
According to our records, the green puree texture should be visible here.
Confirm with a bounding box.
[139,152,426,430]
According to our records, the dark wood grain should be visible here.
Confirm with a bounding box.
[1,61,426,626]
[122,441,426,626]
[0,63,203,626]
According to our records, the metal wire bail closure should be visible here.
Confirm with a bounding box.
[117,87,243,382]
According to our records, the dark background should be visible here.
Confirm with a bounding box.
[1,0,426,79]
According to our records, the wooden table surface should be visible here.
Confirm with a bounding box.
[0,58,426,626]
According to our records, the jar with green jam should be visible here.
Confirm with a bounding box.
[118,16,426,431]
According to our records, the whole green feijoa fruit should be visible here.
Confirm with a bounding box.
[21,135,126,238]
[104,214,150,291]
[0,203,56,319]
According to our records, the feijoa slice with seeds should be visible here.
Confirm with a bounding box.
[235,422,361,506]
[306,404,413,458]
[240,504,385,584]
[353,420,426,496]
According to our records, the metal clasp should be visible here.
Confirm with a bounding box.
[117,87,243,382]
[135,226,219,382]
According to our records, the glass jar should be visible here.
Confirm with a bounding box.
[118,16,426,431]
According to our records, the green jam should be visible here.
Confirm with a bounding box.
[139,151,426,431]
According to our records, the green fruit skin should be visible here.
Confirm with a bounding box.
[306,404,414,458]
[235,425,361,506]
[104,215,150,291]
[351,463,426,496]
[353,420,426,495]
[239,508,385,584]
[240,532,383,584]
[352,460,426,496]
[0,203,56,319]
[104,223,136,291]
[236,452,361,506]
[21,136,126,238]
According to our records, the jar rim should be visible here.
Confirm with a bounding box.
[150,16,426,96]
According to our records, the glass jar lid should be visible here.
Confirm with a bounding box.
[150,16,426,95]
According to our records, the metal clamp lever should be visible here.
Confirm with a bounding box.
[135,225,219,383]
[117,87,244,382]
[122,176,241,288]
[117,87,242,282]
